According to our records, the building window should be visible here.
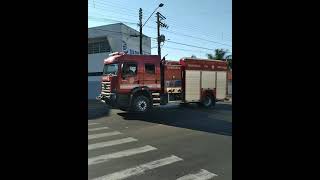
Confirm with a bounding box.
[88,37,111,54]
[145,64,155,74]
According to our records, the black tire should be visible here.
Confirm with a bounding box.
[201,95,215,108]
[132,95,151,113]
[119,107,128,111]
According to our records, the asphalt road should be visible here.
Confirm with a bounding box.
[88,101,232,180]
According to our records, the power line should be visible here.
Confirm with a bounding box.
[89,15,232,47]
[151,38,232,54]
[90,0,154,15]
[161,46,209,53]
[91,1,228,38]
[166,40,230,51]
[88,3,140,17]
[88,2,232,41]
[88,16,138,26]
[161,29,231,47]
[89,19,232,54]
[88,5,139,19]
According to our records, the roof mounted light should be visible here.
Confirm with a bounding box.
[108,52,126,56]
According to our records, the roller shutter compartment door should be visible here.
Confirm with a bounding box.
[216,71,227,100]
[185,70,201,102]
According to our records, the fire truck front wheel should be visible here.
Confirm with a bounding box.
[132,95,151,113]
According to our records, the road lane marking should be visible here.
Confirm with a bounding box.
[88,123,99,126]
[88,131,121,140]
[88,137,138,150]
[88,145,157,165]
[90,155,183,180]
[88,127,109,132]
[176,169,218,180]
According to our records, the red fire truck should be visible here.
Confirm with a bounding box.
[97,52,228,112]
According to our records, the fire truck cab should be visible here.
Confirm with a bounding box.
[97,52,228,112]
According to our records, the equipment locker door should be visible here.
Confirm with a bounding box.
[185,70,201,102]
[216,71,227,99]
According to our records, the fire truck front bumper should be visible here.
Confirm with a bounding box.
[96,93,117,107]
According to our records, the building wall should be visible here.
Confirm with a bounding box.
[88,53,110,99]
[120,25,151,55]
[88,23,151,99]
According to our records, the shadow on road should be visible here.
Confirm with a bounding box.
[88,100,110,120]
[118,103,232,136]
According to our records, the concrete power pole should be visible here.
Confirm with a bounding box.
[156,12,168,58]
[139,8,143,55]
[157,12,161,57]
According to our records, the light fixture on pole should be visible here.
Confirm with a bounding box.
[142,3,164,27]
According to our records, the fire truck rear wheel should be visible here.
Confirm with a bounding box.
[201,95,215,108]
[132,96,151,113]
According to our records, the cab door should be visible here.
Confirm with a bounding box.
[143,62,160,90]
[120,62,141,92]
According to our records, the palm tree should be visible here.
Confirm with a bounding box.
[214,49,228,60]
[207,49,228,60]
[225,55,232,70]
[207,53,214,59]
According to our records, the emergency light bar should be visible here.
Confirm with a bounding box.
[108,52,126,56]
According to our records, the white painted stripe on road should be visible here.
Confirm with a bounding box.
[91,155,183,180]
[88,131,121,140]
[88,122,99,126]
[176,169,218,180]
[88,137,138,150]
[88,127,109,132]
[88,145,157,165]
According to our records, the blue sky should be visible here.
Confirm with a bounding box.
[88,0,232,60]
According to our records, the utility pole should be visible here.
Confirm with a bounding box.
[139,8,143,55]
[156,12,168,58]
[157,12,161,57]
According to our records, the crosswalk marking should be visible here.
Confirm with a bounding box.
[88,137,138,150]
[88,127,109,132]
[88,131,121,140]
[88,122,99,126]
[176,169,218,180]
[88,145,157,166]
[90,155,183,180]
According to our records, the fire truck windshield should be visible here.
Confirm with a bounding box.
[103,64,118,75]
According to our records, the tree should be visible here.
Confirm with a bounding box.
[207,49,228,60]
[214,49,228,60]
[207,53,214,59]
[191,54,197,58]
[208,49,232,70]
[226,55,232,70]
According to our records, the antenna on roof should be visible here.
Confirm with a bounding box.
[162,54,168,61]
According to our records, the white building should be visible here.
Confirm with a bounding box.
[88,23,151,99]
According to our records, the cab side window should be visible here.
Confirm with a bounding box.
[145,64,155,74]
[122,63,137,77]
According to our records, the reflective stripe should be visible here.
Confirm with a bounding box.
[120,84,161,89]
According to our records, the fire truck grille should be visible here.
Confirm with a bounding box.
[101,81,111,98]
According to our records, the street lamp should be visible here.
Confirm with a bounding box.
[142,3,164,27]
[138,3,163,55]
